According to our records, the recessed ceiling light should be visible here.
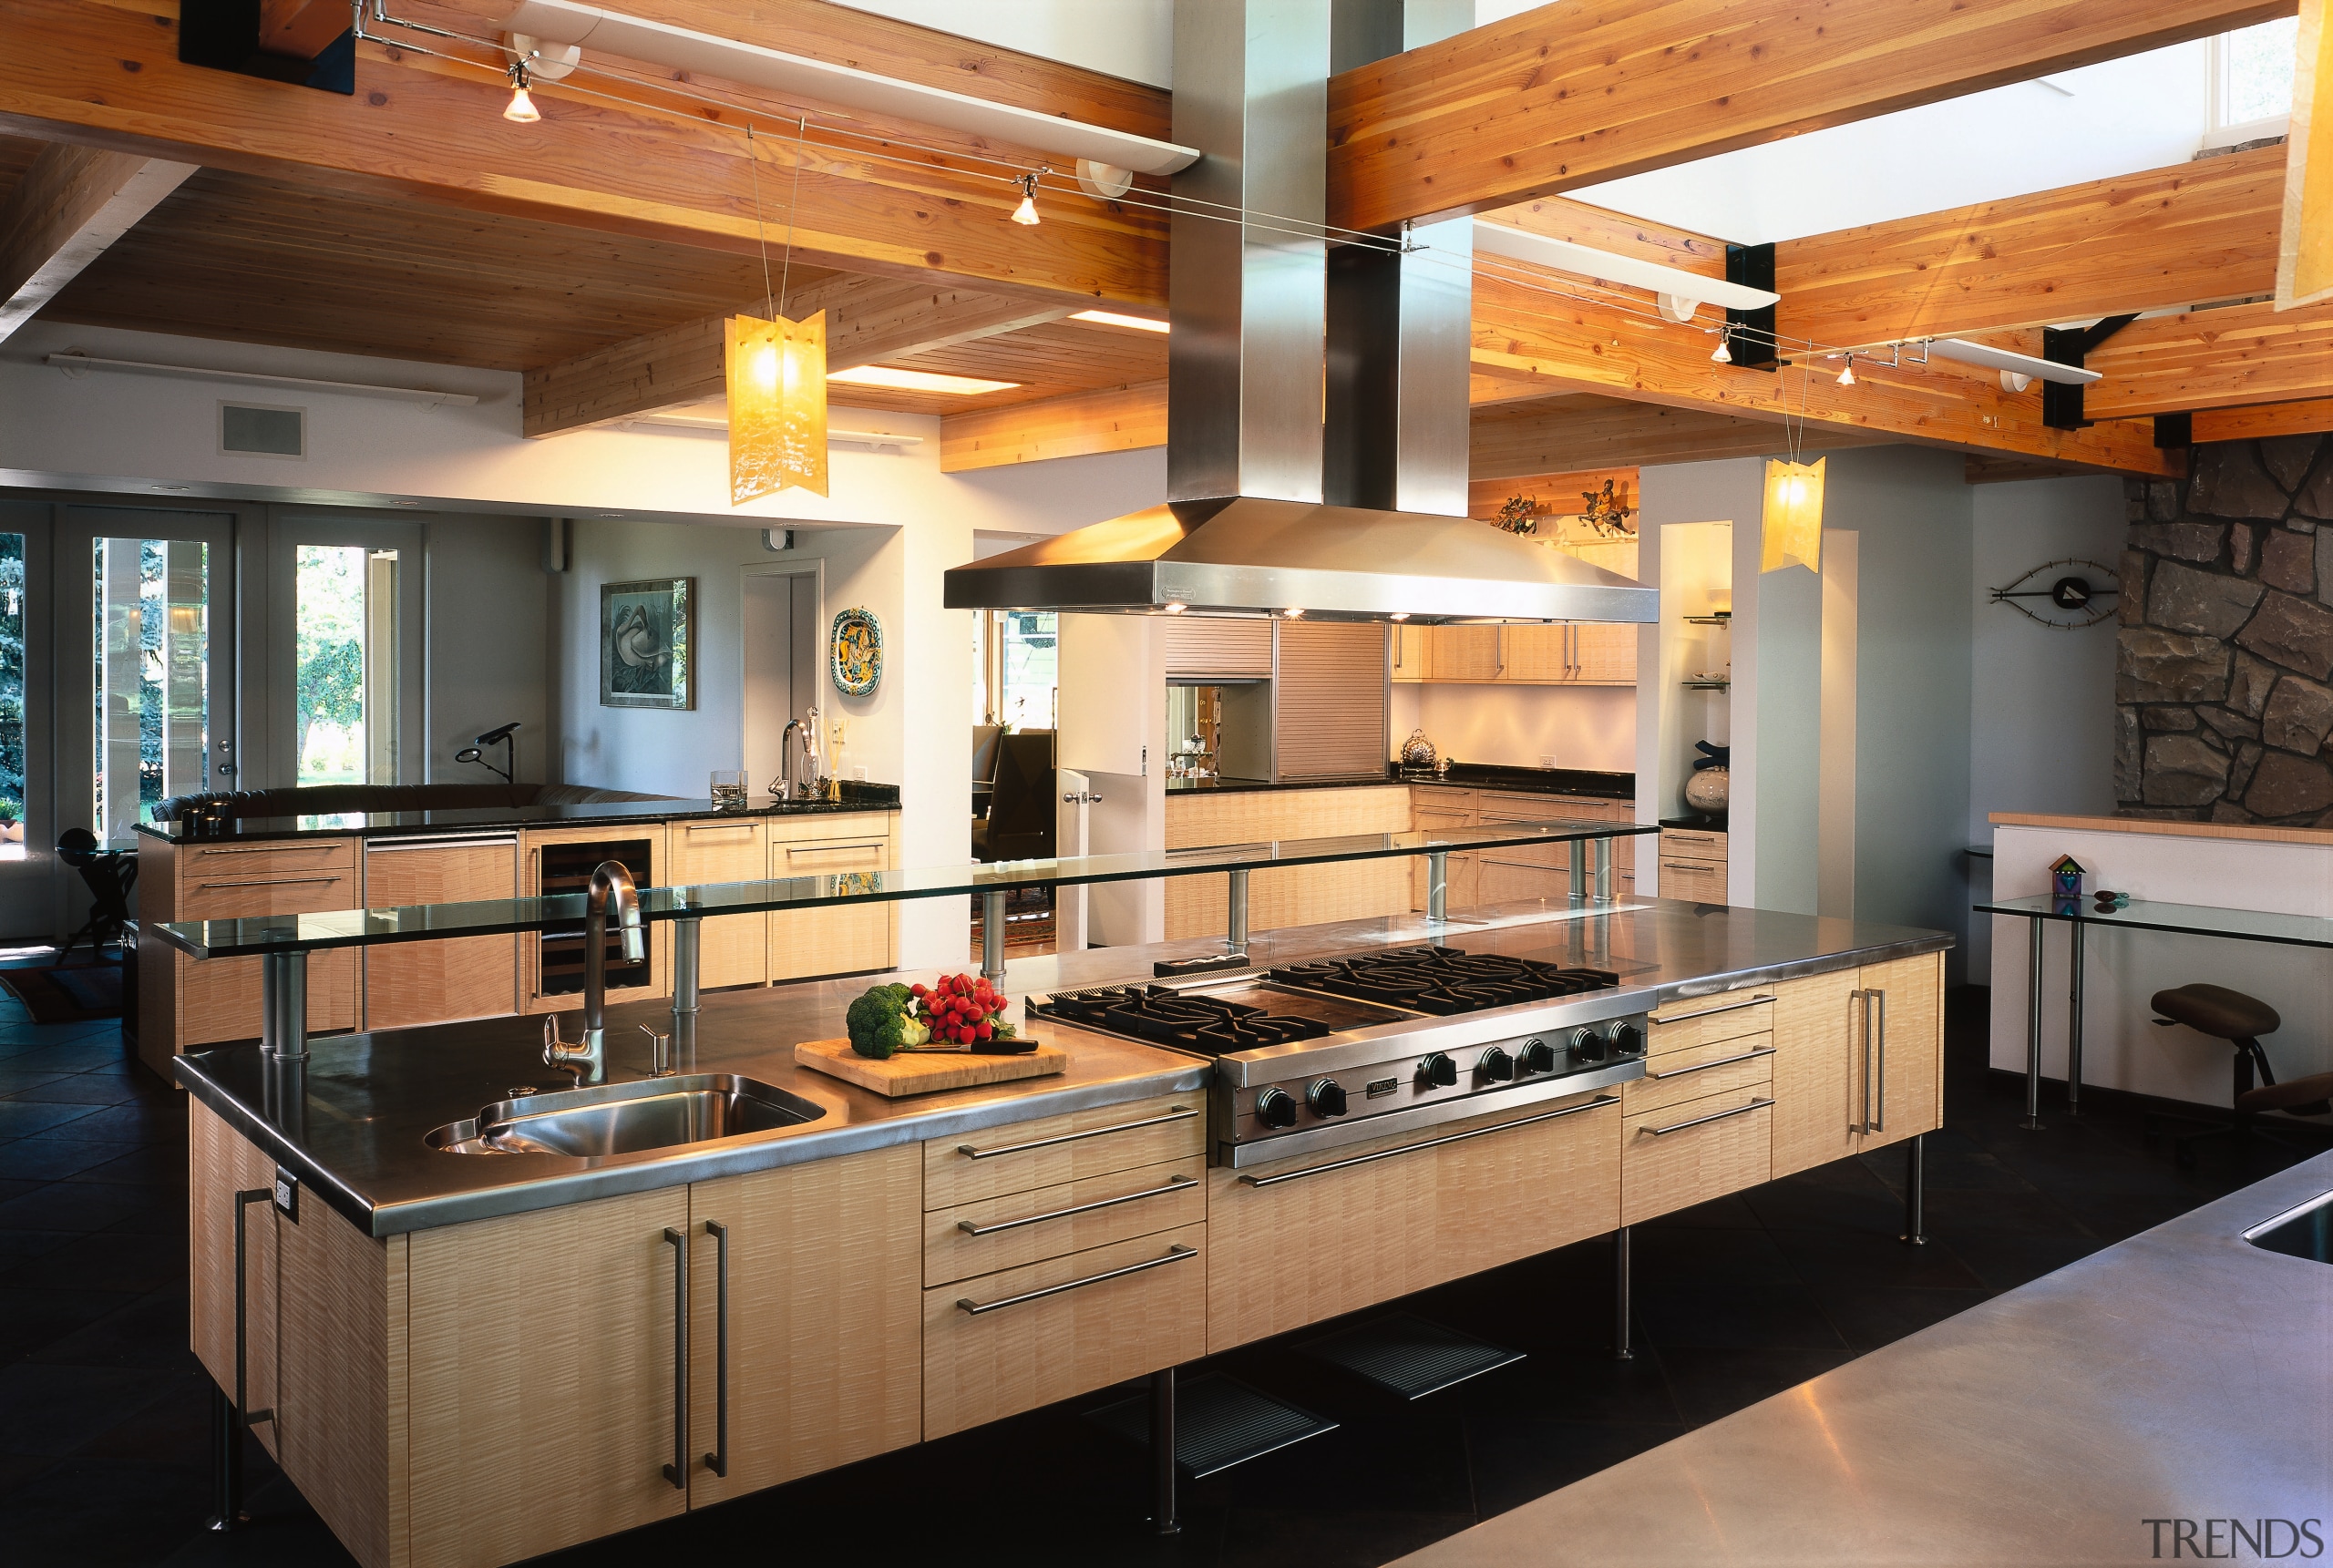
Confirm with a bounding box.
[827,365,1021,395]
[1071,310,1169,334]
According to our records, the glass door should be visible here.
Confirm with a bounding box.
[269,516,422,789]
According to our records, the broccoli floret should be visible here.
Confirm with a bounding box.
[847,983,930,1058]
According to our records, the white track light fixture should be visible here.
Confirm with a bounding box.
[503,60,541,121]
[1836,354,1856,388]
[1711,328,1732,364]
[1010,173,1042,226]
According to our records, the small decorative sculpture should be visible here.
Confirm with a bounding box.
[1495,496,1539,535]
[2051,854,2085,899]
[1578,477,1639,538]
[1399,728,1439,769]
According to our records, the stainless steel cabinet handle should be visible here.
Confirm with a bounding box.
[955,1244,1197,1316]
[232,1188,274,1431]
[1237,1094,1619,1188]
[957,1105,1196,1161]
[703,1219,728,1479]
[198,876,344,890]
[662,1227,687,1490]
[1854,989,1873,1133]
[957,1173,1197,1236]
[1871,989,1887,1133]
[1640,1097,1774,1137]
[196,844,342,857]
[1646,1044,1777,1081]
[363,832,519,852]
[1653,992,1773,1025]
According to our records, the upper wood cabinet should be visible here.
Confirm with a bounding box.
[1164,616,1270,678]
[1390,622,1426,683]
[1398,538,1639,687]
[1423,624,1503,682]
[1274,620,1388,780]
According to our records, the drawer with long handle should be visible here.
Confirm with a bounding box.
[1648,989,1775,1055]
[1658,858,1727,903]
[1620,1083,1774,1226]
[1623,1032,1775,1115]
[924,1155,1206,1286]
[923,1093,1203,1210]
[922,1224,1207,1440]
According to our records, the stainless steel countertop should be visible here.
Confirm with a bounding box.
[176,899,1949,1237]
[1393,1152,2333,1568]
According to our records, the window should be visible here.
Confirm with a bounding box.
[0,531,22,836]
[977,609,1056,731]
[294,544,399,784]
[2210,16,2299,143]
[91,537,211,839]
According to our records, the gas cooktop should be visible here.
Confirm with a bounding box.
[1269,946,1618,1015]
[1033,983,1409,1056]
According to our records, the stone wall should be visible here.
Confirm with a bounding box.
[2117,435,2333,820]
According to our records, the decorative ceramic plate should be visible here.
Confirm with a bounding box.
[829,607,883,696]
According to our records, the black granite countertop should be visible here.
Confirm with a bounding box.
[135,783,902,845]
[1166,764,1633,799]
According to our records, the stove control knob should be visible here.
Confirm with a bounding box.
[1477,1046,1516,1083]
[1254,1087,1300,1129]
[1568,1026,1608,1063]
[1610,1022,1646,1058]
[1307,1078,1349,1118]
[1417,1051,1459,1089]
[1520,1039,1557,1075]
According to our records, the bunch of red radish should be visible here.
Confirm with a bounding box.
[911,973,1011,1046]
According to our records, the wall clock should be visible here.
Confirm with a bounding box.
[829,606,883,696]
[1988,558,2120,629]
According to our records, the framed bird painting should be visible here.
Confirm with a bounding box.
[601,577,695,710]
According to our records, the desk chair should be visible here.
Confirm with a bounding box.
[2145,984,2333,1164]
[56,827,138,967]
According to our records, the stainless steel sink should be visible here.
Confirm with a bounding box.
[427,1074,824,1157]
[2247,1189,2333,1265]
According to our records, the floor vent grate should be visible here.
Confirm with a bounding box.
[1084,1373,1338,1479]
[1300,1312,1525,1400]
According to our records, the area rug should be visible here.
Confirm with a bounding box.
[0,962,125,1023]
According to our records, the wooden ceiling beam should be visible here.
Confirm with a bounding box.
[1472,396,1884,479]
[524,275,1069,437]
[2190,396,2333,442]
[0,139,195,343]
[940,379,1168,473]
[1471,269,2181,477]
[0,0,1166,308]
[2082,299,2333,417]
[1776,142,2289,347]
[1327,0,2294,232]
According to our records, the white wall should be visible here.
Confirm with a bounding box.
[424,514,549,784]
[1387,682,1634,773]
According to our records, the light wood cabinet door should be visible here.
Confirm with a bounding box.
[1412,806,1477,911]
[406,1187,690,1568]
[1479,856,1564,906]
[925,1155,1208,1288]
[1571,620,1638,683]
[685,1144,922,1506]
[176,839,363,1047]
[275,1190,406,1568]
[768,830,894,982]
[1423,624,1502,681]
[190,1099,280,1454]
[363,836,519,1030]
[1621,1084,1773,1226]
[924,1092,1203,1211]
[1498,624,1572,682]
[1390,623,1426,682]
[668,818,770,989]
[1769,968,1861,1180]
[1860,952,1945,1152]
[1206,1091,1620,1354]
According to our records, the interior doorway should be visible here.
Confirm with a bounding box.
[741,565,821,800]
[269,515,422,789]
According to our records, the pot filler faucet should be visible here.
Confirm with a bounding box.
[776,705,822,801]
[542,860,643,1084]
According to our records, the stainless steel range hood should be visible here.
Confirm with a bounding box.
[942,0,1656,628]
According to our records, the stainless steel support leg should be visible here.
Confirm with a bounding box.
[1594,835,1613,904]
[1613,1225,1634,1361]
[261,951,308,1138]
[982,889,1006,979]
[670,916,701,1068]
[1149,1365,1179,1536]
[2066,919,2085,1116]
[1569,840,1587,902]
[1900,1133,1927,1245]
[205,1381,246,1532]
[1227,868,1249,954]
[1425,852,1448,925]
[2021,917,2046,1131]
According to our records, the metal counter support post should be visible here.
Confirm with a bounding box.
[670,916,701,1066]
[1569,841,1587,902]
[206,1383,245,1532]
[1900,1134,1927,1245]
[982,890,1006,979]
[260,951,308,1139]
[1425,852,1447,924]
[1150,1365,1179,1535]
[1227,868,1250,952]
[1613,1225,1633,1360]
[1595,835,1613,904]
[2021,917,2046,1131]
[2067,920,2085,1116]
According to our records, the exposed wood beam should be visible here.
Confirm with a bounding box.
[0,0,1166,308]
[1467,469,1639,519]
[1482,197,1730,279]
[2083,299,2333,417]
[1776,142,2288,348]
[2191,396,2333,441]
[1327,0,2294,231]
[1472,395,1884,479]
[1471,270,2181,477]
[940,379,1168,473]
[523,275,1068,436]
[0,140,195,342]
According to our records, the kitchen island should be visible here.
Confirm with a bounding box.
[175,887,1946,1568]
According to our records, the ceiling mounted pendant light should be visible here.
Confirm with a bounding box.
[1711,327,1732,364]
[1835,354,1856,388]
[503,60,541,122]
[728,121,827,503]
[1011,172,1043,227]
[1761,457,1825,574]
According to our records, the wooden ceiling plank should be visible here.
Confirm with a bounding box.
[1777,142,2289,346]
[0,138,195,342]
[2190,396,2333,441]
[2083,299,2333,417]
[1470,396,1886,479]
[1327,0,2295,232]
[940,378,1169,473]
[0,0,1167,308]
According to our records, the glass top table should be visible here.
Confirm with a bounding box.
[1974,892,2333,1129]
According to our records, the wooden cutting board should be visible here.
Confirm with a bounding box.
[793,1037,1068,1097]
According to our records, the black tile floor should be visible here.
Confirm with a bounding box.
[0,985,2325,1567]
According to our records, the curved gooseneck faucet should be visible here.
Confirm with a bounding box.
[542,859,642,1084]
